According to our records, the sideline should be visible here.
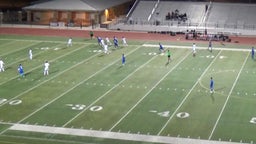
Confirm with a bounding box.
[9,124,244,144]
[143,44,251,52]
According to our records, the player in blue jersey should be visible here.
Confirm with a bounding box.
[159,43,164,53]
[210,77,214,93]
[251,47,255,60]
[18,64,24,77]
[113,36,119,48]
[122,54,126,66]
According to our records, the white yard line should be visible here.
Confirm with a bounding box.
[4,43,63,69]
[157,50,222,135]
[0,42,40,58]
[208,52,250,140]
[8,124,244,144]
[63,47,156,127]
[143,44,251,52]
[109,51,191,131]
[0,45,93,106]
[0,44,87,86]
[19,46,141,123]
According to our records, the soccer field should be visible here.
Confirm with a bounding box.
[0,34,255,144]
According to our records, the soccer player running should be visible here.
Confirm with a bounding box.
[210,77,214,93]
[251,47,255,60]
[113,36,119,48]
[18,64,24,77]
[192,43,196,57]
[105,37,112,45]
[208,40,212,52]
[122,36,128,46]
[166,49,171,65]
[44,61,50,76]
[159,43,164,53]
[122,54,126,66]
[0,59,4,72]
[29,49,33,60]
[67,37,72,47]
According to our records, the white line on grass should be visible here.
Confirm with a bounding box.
[0,45,92,106]
[19,46,142,124]
[0,44,88,86]
[0,42,40,58]
[143,44,251,52]
[0,39,15,47]
[63,47,156,127]
[208,52,250,140]
[4,43,63,70]
[109,51,191,131]
[157,50,222,136]
[7,124,243,144]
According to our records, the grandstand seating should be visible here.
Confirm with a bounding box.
[150,1,206,25]
[128,1,157,24]
[109,0,256,35]
[206,3,256,29]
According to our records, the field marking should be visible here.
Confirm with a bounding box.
[208,52,250,140]
[0,45,93,106]
[19,46,142,124]
[143,44,251,52]
[0,135,88,144]
[0,40,17,48]
[4,43,63,69]
[63,47,156,127]
[157,50,222,135]
[109,50,191,131]
[0,42,40,58]
[7,124,243,144]
[0,44,90,86]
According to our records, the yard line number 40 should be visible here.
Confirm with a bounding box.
[0,98,22,105]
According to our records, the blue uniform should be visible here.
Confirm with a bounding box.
[97,37,102,46]
[122,54,125,65]
[18,64,24,77]
[252,47,254,59]
[159,43,164,52]
[114,37,118,48]
[210,78,214,92]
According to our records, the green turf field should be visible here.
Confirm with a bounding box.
[0,34,255,144]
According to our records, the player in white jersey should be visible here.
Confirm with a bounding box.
[67,37,72,47]
[100,39,105,48]
[0,59,4,72]
[105,37,112,45]
[29,49,33,60]
[104,44,109,54]
[44,61,50,76]
[192,43,196,57]
[122,36,128,46]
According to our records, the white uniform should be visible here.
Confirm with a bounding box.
[104,44,109,54]
[100,39,105,47]
[122,37,128,46]
[0,60,4,72]
[29,49,33,60]
[67,38,72,47]
[105,37,112,45]
[44,61,50,75]
[192,43,196,54]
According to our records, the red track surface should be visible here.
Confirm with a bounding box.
[0,27,255,45]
